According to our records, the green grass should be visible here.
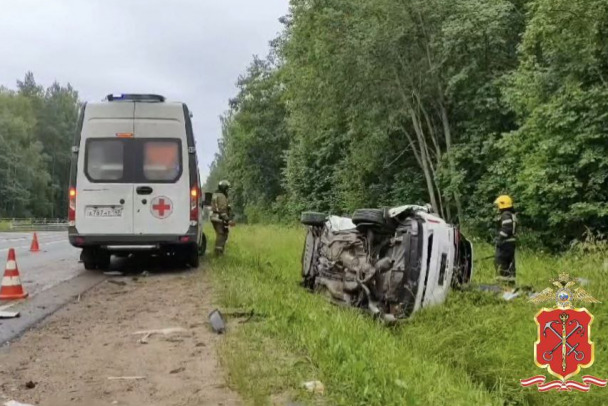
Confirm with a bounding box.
[205,225,608,406]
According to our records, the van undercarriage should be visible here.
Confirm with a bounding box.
[70,227,205,270]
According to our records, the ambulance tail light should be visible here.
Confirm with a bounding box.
[190,186,199,222]
[68,187,77,226]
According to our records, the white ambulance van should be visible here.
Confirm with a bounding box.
[68,94,211,269]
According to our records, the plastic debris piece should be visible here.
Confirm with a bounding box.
[502,291,520,301]
[4,401,36,406]
[209,309,226,334]
[131,327,186,336]
[302,380,325,395]
[107,376,146,380]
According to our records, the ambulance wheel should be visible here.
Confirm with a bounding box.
[188,244,200,268]
[82,247,98,270]
[84,260,97,270]
[199,234,207,257]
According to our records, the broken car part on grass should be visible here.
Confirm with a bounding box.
[300,205,474,322]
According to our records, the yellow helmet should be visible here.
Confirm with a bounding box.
[494,195,513,210]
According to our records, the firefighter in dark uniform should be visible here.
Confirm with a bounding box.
[494,195,517,286]
[211,180,233,255]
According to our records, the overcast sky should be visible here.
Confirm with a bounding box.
[0,0,288,181]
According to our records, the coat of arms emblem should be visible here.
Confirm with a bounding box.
[521,273,607,392]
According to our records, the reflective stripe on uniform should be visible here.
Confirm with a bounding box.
[500,231,508,237]
[502,219,513,224]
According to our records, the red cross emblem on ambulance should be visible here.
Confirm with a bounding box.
[151,196,173,219]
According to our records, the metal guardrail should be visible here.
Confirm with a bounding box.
[0,218,68,232]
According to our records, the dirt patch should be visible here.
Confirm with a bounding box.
[0,270,241,406]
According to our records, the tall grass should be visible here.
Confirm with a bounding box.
[206,225,608,406]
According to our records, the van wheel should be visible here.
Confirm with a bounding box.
[189,245,200,268]
[199,234,207,257]
[352,209,385,226]
[301,212,327,227]
[84,260,97,270]
[81,247,98,271]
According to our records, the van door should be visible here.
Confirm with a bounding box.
[132,103,190,236]
[75,110,135,235]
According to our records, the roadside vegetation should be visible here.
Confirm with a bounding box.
[205,0,608,251]
[209,225,608,406]
[0,73,79,219]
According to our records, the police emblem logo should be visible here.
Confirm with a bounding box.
[521,273,607,392]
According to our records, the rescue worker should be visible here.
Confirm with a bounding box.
[494,195,517,286]
[211,180,233,255]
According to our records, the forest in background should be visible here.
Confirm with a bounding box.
[204,0,608,249]
[0,72,79,219]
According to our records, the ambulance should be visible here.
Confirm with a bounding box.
[68,94,211,269]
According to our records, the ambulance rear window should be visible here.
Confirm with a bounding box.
[85,140,124,181]
[143,140,181,181]
[84,138,182,183]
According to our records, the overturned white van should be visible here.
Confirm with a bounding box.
[68,94,211,269]
[300,205,473,321]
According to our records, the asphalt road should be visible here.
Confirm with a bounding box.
[0,231,104,345]
[0,232,82,297]
[0,231,199,345]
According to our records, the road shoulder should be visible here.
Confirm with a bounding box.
[0,269,241,406]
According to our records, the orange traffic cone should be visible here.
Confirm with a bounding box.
[30,232,40,252]
[0,249,28,300]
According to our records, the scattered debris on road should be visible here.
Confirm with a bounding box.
[131,327,187,344]
[104,271,124,277]
[108,280,127,286]
[170,367,186,374]
[107,376,146,381]
[209,309,226,334]
[4,400,36,406]
[302,380,325,395]
[0,310,20,319]
[132,327,187,336]
[24,381,36,389]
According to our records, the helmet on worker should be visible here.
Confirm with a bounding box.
[494,195,513,210]
[218,180,231,192]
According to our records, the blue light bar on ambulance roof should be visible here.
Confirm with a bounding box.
[105,94,166,102]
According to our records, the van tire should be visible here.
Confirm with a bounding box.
[188,245,201,268]
[352,209,385,226]
[301,212,326,226]
[81,247,99,271]
[199,234,207,257]
[84,260,97,271]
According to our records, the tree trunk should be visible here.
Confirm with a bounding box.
[409,108,439,214]
[439,101,463,222]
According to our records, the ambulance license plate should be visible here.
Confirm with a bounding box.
[85,207,123,218]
